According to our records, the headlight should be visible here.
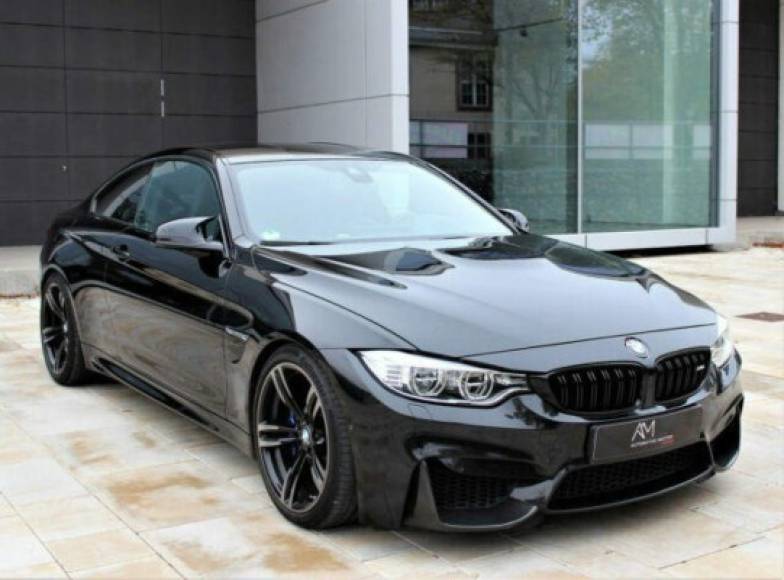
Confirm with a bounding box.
[711,315,734,368]
[358,350,529,405]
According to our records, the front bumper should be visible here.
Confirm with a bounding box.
[320,331,743,532]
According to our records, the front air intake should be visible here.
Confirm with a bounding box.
[549,442,712,511]
[427,460,517,511]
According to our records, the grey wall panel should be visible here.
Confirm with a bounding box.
[0,113,66,156]
[68,114,161,156]
[0,201,74,245]
[65,0,160,31]
[0,24,64,67]
[0,67,65,112]
[738,188,777,216]
[738,0,779,216]
[0,158,67,202]
[0,0,256,245]
[740,160,778,189]
[163,115,256,147]
[67,157,136,199]
[162,0,254,37]
[738,131,777,161]
[741,0,778,22]
[740,21,778,51]
[65,28,161,71]
[0,0,63,26]
[738,103,777,133]
[740,45,778,78]
[0,203,35,246]
[163,34,254,75]
[164,74,255,115]
[67,71,160,114]
[739,76,779,104]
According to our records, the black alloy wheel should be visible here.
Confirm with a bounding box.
[40,274,89,385]
[254,345,356,528]
[259,362,328,511]
[42,283,69,375]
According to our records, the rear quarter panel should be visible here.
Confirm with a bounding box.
[41,207,114,349]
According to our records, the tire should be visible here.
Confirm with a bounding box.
[40,273,91,386]
[253,344,357,529]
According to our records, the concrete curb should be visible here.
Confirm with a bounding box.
[0,271,39,298]
[0,245,41,298]
[736,216,784,248]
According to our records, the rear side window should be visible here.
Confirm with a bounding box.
[94,165,152,224]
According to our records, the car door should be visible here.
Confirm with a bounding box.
[102,158,230,415]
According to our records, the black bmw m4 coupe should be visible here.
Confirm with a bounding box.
[40,144,742,532]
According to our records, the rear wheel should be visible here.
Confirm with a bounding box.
[40,274,90,386]
[253,345,356,528]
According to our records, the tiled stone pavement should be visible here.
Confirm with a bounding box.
[0,247,782,579]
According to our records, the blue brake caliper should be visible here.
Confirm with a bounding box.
[286,411,298,460]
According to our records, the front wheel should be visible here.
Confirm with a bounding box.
[253,345,357,529]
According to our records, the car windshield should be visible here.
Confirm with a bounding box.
[230,159,513,244]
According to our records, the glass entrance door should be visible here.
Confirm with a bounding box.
[581,0,715,232]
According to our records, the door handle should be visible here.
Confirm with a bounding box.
[111,244,131,262]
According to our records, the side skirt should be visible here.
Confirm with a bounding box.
[85,346,254,458]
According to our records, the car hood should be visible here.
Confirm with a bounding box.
[253,234,716,357]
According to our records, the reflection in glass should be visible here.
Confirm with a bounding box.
[409,0,579,234]
[408,0,717,235]
[581,0,715,231]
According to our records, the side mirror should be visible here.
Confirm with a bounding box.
[498,208,530,233]
[155,216,223,252]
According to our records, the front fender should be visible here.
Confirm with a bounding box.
[222,263,413,434]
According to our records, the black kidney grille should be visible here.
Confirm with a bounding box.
[549,443,711,510]
[654,350,710,403]
[549,365,642,413]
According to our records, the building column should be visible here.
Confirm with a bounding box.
[710,0,739,245]
[255,0,408,152]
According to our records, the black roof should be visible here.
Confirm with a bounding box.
[139,142,411,164]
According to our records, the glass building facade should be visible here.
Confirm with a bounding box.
[409,0,718,236]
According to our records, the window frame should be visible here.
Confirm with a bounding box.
[89,155,233,257]
[456,52,492,112]
[467,132,491,160]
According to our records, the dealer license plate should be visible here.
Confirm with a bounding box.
[590,406,702,464]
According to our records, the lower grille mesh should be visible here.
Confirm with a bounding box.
[549,443,711,510]
[428,461,518,511]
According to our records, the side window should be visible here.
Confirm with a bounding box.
[94,165,151,224]
[135,160,222,236]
